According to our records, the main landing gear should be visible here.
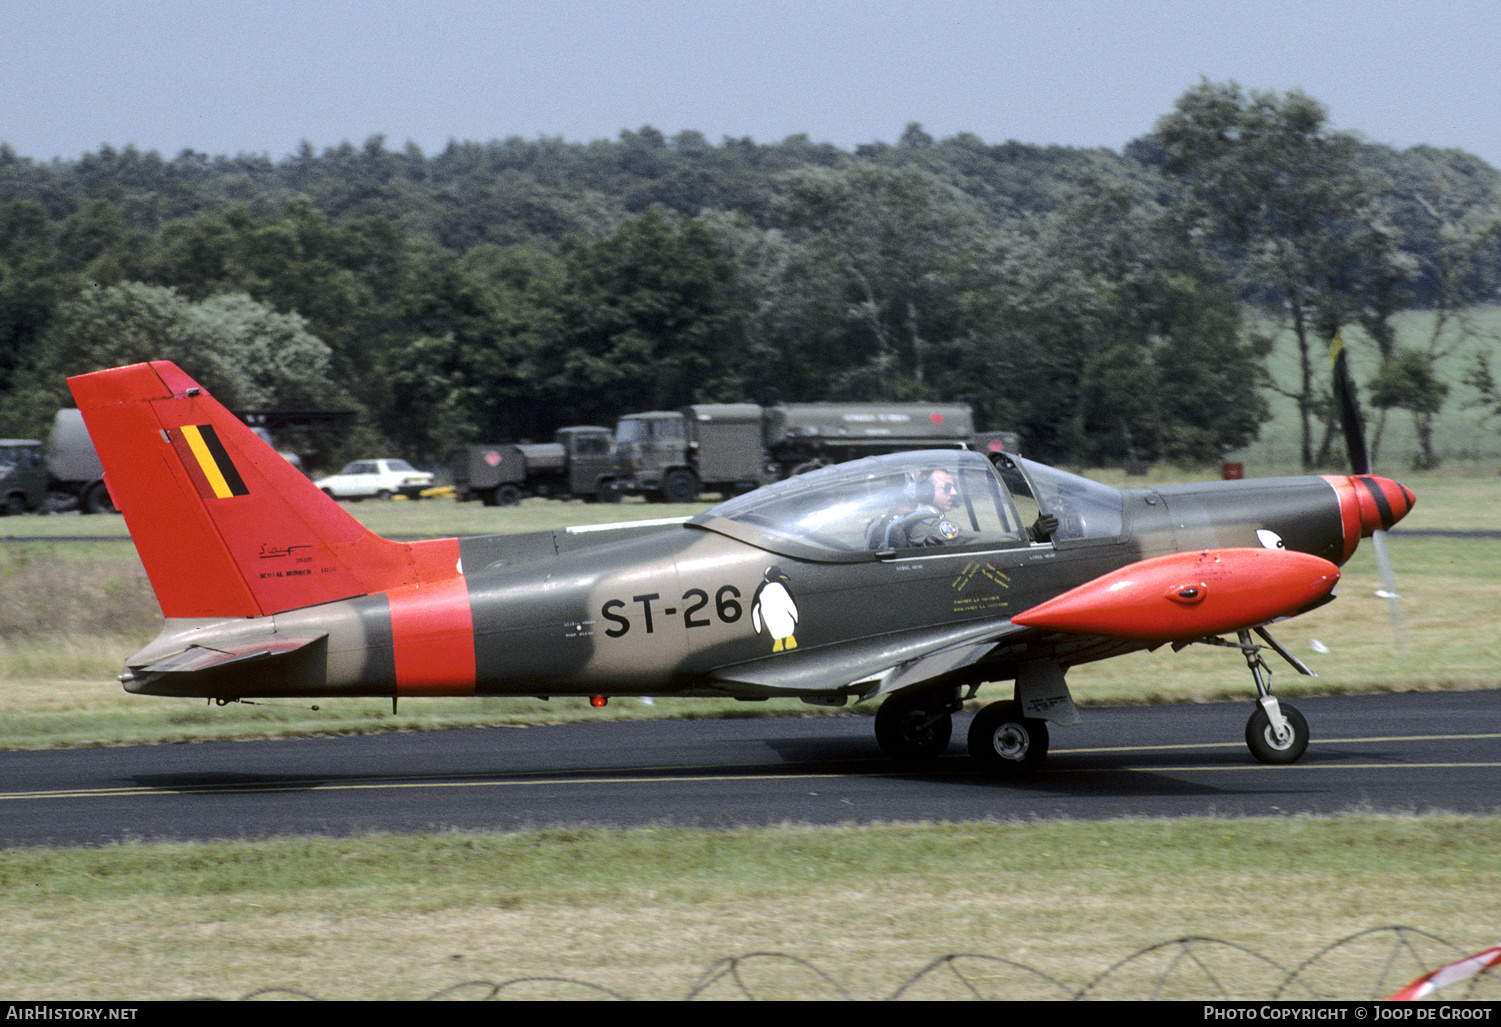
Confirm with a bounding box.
[967,699,1049,776]
[874,688,1050,778]
[874,689,957,764]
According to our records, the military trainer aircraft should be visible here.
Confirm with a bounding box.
[71,360,1414,776]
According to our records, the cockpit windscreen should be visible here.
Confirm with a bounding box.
[693,450,1030,558]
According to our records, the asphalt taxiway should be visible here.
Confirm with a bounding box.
[3,690,1498,847]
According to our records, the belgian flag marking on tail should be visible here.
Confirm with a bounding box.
[171,424,250,499]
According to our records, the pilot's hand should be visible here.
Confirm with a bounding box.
[1030,512,1059,542]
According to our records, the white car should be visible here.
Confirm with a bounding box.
[315,459,434,500]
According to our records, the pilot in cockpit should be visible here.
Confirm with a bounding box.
[866,464,1059,549]
[866,467,964,549]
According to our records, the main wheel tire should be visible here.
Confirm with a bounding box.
[2,493,25,516]
[661,469,700,504]
[594,479,624,504]
[968,700,1049,776]
[494,485,522,507]
[1245,703,1309,764]
[875,692,953,764]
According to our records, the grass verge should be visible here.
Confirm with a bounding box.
[2,816,1498,1000]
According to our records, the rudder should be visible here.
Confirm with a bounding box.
[68,361,460,619]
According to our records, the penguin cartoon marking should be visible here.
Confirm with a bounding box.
[751,565,799,652]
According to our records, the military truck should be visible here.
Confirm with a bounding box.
[451,426,621,506]
[614,402,1020,503]
[0,439,51,515]
[45,409,117,513]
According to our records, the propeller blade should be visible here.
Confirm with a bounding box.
[1329,331,1371,475]
[1331,331,1405,648]
[1370,528,1407,649]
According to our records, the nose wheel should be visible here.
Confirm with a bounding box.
[1246,701,1309,764]
[1184,628,1315,764]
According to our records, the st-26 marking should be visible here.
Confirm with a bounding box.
[602,586,744,637]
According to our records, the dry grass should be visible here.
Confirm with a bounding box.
[0,551,158,640]
[2,818,1497,1000]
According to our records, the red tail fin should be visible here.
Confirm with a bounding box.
[68,361,460,619]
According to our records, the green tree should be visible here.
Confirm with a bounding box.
[1369,155,1501,466]
[55,199,152,283]
[145,199,427,415]
[773,164,982,398]
[148,204,259,299]
[1153,81,1408,469]
[0,282,345,439]
[1368,348,1450,470]
[953,183,1266,464]
[537,208,748,423]
[0,200,72,396]
[378,243,565,459]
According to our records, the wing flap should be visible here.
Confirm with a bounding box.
[709,618,1028,699]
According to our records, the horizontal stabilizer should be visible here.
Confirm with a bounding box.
[130,634,327,677]
[1012,547,1340,642]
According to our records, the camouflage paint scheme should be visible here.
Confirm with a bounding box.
[70,361,1414,773]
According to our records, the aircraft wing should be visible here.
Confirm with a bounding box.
[708,617,1033,701]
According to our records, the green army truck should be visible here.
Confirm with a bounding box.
[451,426,621,506]
[0,439,52,515]
[46,409,117,513]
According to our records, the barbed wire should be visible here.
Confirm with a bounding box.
[201,926,1497,1000]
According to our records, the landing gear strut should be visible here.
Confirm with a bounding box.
[1182,627,1313,764]
[1234,628,1310,764]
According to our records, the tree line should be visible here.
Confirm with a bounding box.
[2,81,1498,472]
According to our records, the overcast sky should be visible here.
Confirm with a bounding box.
[4,0,1498,168]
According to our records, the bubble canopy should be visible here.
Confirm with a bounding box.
[689,450,1123,562]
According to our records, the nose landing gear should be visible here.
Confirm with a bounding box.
[1237,628,1310,764]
